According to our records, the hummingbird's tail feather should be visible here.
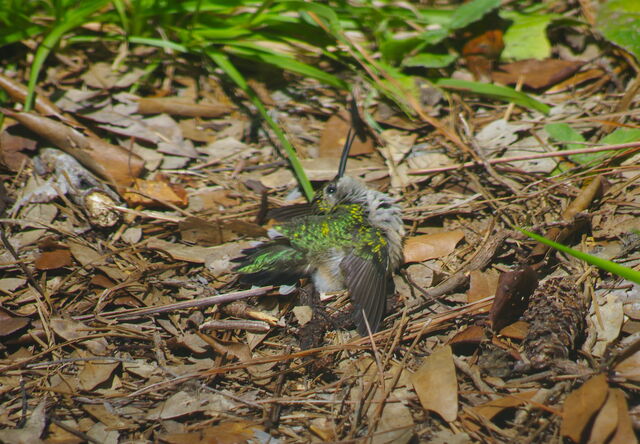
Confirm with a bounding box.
[232,241,306,286]
[340,253,388,335]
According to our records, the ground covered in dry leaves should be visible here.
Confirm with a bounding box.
[1,9,640,444]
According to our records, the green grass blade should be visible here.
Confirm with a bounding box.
[434,78,550,114]
[519,228,640,284]
[25,0,110,111]
[207,48,314,201]
[225,43,347,89]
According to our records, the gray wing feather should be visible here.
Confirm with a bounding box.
[340,254,387,335]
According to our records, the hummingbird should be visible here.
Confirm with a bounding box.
[232,130,404,334]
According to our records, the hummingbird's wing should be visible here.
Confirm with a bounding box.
[267,203,315,221]
[232,239,307,286]
[340,253,387,335]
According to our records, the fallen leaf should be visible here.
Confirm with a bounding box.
[0,399,47,444]
[148,391,205,420]
[34,248,72,270]
[609,388,638,444]
[587,389,618,444]
[492,59,584,89]
[614,348,640,382]
[410,345,458,422]
[83,404,135,430]
[467,269,499,302]
[319,114,374,157]
[161,420,261,444]
[590,292,624,357]
[499,320,529,340]
[403,231,464,263]
[50,318,108,355]
[0,307,30,336]
[448,325,486,348]
[561,374,609,443]
[489,266,538,332]
[79,360,120,391]
[123,177,188,208]
[472,390,538,421]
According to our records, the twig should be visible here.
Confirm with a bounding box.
[72,286,274,321]
[200,319,270,333]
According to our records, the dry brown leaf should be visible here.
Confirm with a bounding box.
[472,390,538,421]
[614,348,640,382]
[448,325,486,347]
[147,238,245,267]
[410,344,458,422]
[0,129,37,171]
[161,420,261,444]
[587,389,618,444]
[67,241,102,266]
[499,320,529,340]
[489,266,538,332]
[123,177,188,208]
[492,59,584,89]
[0,307,30,336]
[50,318,108,355]
[147,391,205,420]
[467,269,499,302]
[0,399,46,444]
[590,293,624,357]
[179,216,225,246]
[560,374,609,443]
[47,421,84,444]
[609,388,638,444]
[34,248,72,270]
[83,404,135,430]
[403,231,464,264]
[78,360,120,391]
[319,114,374,157]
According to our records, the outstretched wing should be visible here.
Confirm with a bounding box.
[340,253,388,335]
[232,239,307,286]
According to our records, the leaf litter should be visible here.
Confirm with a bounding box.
[1,8,640,444]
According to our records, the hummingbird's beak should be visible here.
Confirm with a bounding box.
[336,128,356,179]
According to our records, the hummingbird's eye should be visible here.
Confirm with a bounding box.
[326,184,337,194]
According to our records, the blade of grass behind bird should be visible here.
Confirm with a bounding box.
[207,49,314,201]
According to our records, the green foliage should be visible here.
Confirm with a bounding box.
[596,0,640,63]
[520,229,640,285]
[545,123,640,167]
[3,0,606,196]
[435,78,550,114]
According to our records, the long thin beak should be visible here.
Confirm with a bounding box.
[336,128,356,179]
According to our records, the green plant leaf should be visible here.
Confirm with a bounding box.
[224,43,348,89]
[449,0,500,30]
[403,52,457,68]
[545,123,585,148]
[596,0,640,62]
[434,78,550,114]
[519,228,640,284]
[500,11,560,60]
